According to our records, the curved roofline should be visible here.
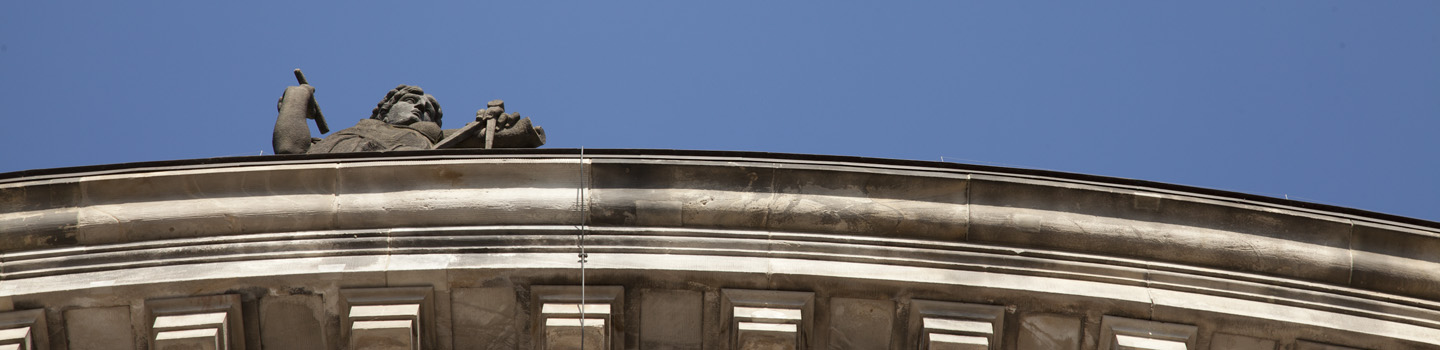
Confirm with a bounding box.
[3,148,1435,229]
[4,148,1440,347]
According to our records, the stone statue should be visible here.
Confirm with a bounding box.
[273,70,545,155]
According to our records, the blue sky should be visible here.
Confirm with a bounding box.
[2,2,1437,221]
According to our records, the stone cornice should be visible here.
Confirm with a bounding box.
[2,150,1438,346]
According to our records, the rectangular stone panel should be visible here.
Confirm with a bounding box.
[1209,333,1275,350]
[1294,341,1363,350]
[826,298,893,350]
[260,295,327,350]
[452,287,518,350]
[65,306,136,350]
[1015,314,1080,350]
[639,289,702,350]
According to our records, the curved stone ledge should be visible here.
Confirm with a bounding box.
[2,150,1439,349]
[3,225,1438,330]
[4,152,1436,297]
[3,252,1438,347]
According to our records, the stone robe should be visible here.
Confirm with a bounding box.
[307,119,443,154]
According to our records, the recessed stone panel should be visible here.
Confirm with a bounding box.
[1015,314,1080,350]
[1210,333,1275,350]
[453,287,518,350]
[65,306,135,350]
[639,289,702,350]
[826,298,893,350]
[1294,340,1363,350]
[259,295,327,350]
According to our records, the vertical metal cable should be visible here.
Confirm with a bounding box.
[576,147,589,349]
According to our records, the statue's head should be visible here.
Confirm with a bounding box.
[370,85,443,127]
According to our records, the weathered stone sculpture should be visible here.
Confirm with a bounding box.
[273,71,545,155]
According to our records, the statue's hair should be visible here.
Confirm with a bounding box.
[370,85,443,127]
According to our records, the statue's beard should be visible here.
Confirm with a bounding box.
[383,109,422,126]
[399,121,443,143]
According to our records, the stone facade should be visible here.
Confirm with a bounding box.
[1,150,1437,349]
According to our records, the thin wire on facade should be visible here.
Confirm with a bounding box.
[575,147,589,349]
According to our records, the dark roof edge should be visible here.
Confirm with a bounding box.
[4,148,1435,229]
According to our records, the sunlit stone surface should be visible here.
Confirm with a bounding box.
[1,150,1437,349]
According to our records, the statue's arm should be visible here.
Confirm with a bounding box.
[273,85,315,155]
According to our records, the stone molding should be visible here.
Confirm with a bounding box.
[907,300,1005,350]
[340,287,436,350]
[720,289,814,350]
[0,150,1438,349]
[1096,316,1197,350]
[0,309,46,350]
[145,294,244,350]
[530,286,624,350]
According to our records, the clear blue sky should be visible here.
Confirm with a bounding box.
[2,2,1437,222]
